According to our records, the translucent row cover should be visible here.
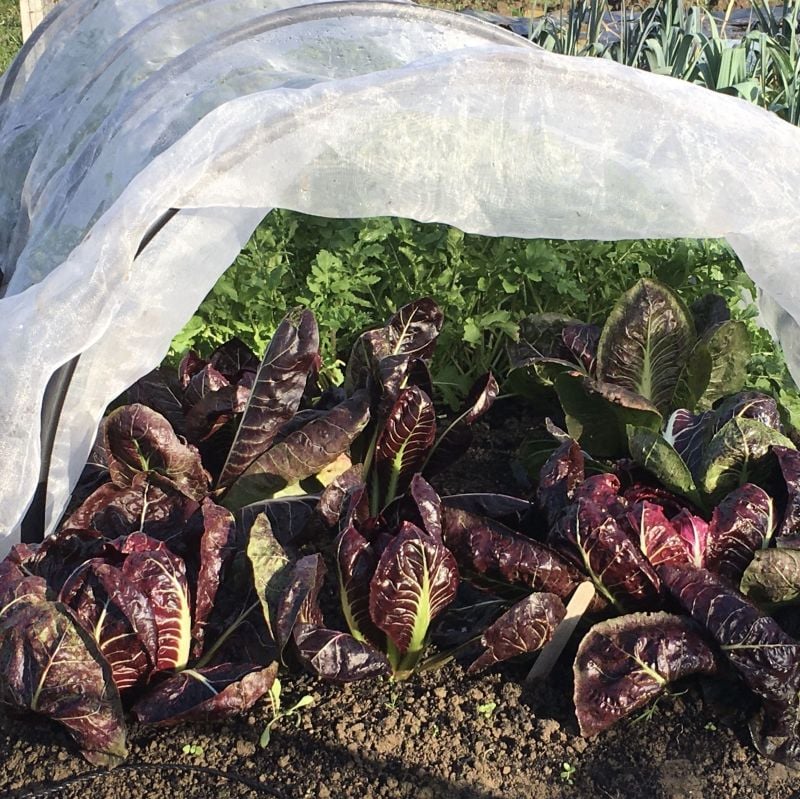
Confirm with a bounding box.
[1,0,799,555]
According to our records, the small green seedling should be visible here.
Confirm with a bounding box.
[560,761,576,785]
[182,742,204,757]
[476,701,497,718]
[259,678,315,748]
[705,721,718,732]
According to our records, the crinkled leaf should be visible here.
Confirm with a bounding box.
[537,440,585,529]
[185,382,250,443]
[179,350,207,389]
[574,611,717,737]
[442,507,582,602]
[774,446,800,542]
[468,592,565,673]
[627,426,704,508]
[741,548,800,608]
[64,474,192,539]
[555,372,662,458]
[218,310,320,488]
[377,356,433,418]
[293,624,390,683]
[699,418,794,503]
[118,535,192,672]
[695,320,750,409]
[132,662,277,726]
[705,484,774,583]
[275,554,326,656]
[0,599,127,766]
[344,328,392,394]
[0,562,47,612]
[375,386,436,503]
[369,522,458,656]
[104,404,209,501]
[596,278,696,415]
[11,528,110,594]
[183,364,230,410]
[622,484,693,519]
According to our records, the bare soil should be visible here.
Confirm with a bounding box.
[2,403,800,799]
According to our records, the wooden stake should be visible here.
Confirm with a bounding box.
[19,0,58,42]
[526,580,595,684]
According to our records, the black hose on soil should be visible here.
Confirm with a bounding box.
[0,762,293,799]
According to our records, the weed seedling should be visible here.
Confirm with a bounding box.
[260,678,314,748]
[476,701,497,718]
[560,761,576,785]
[182,742,204,757]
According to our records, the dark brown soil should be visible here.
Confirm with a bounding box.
[2,402,800,799]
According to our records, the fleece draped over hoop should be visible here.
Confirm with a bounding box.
[0,0,798,555]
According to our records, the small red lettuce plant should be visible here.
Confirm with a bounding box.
[249,475,460,681]
[2,459,277,764]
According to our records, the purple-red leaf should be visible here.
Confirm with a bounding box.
[242,391,370,484]
[554,500,662,611]
[116,534,192,672]
[192,500,237,658]
[336,526,381,645]
[375,386,436,503]
[60,561,156,692]
[293,624,391,683]
[629,502,687,570]
[368,522,458,656]
[574,612,717,737]
[775,445,800,542]
[443,507,584,603]
[218,310,320,488]
[132,662,278,726]
[275,554,326,656]
[468,593,566,673]
[562,323,600,374]
[64,473,193,539]
[705,484,774,582]
[385,298,444,361]
[104,404,210,501]
[661,566,800,711]
[538,439,585,528]
[0,598,128,766]
[318,465,364,528]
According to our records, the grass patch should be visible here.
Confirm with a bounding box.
[0,0,21,75]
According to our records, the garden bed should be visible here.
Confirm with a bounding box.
[1,403,799,799]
